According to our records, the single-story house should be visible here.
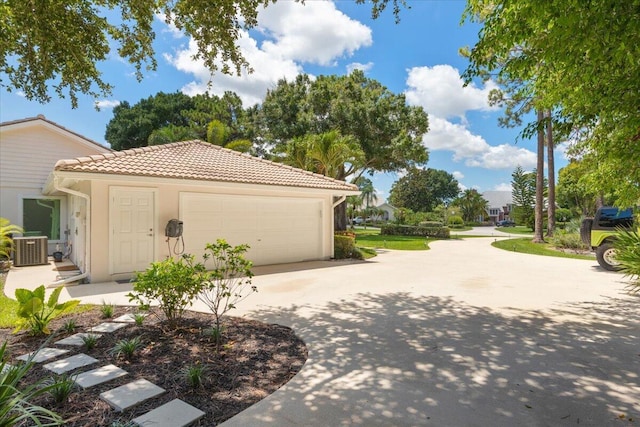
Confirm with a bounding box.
[482,191,513,224]
[0,115,111,256]
[376,203,397,221]
[43,140,360,283]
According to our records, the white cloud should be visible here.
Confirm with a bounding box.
[94,99,121,110]
[347,62,374,74]
[493,182,512,191]
[422,117,536,170]
[164,1,371,106]
[452,171,464,180]
[458,182,468,192]
[405,65,498,120]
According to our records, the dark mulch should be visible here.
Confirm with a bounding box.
[1,306,307,426]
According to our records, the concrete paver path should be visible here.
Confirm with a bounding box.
[52,236,639,426]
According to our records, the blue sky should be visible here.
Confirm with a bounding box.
[0,1,566,202]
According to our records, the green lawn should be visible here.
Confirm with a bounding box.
[354,228,434,250]
[492,238,594,260]
[496,226,534,235]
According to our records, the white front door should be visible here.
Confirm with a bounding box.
[110,187,155,274]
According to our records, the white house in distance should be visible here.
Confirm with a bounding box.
[482,191,513,224]
[0,115,111,257]
[376,202,397,222]
[2,117,360,285]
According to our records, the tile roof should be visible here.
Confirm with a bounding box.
[54,140,359,192]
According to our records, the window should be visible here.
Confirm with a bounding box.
[596,207,634,229]
[489,208,500,216]
[22,198,61,240]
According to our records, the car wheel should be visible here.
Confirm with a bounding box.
[596,242,621,271]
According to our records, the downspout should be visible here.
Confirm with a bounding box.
[330,195,347,259]
[49,175,90,287]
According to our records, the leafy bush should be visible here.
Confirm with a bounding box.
[81,334,99,350]
[128,257,203,327]
[182,364,206,388]
[0,341,63,425]
[0,218,23,261]
[381,224,450,239]
[100,301,114,318]
[63,318,77,333]
[550,231,588,252]
[418,220,443,228]
[197,240,255,347]
[14,286,80,335]
[334,235,356,259]
[614,229,640,291]
[447,215,464,228]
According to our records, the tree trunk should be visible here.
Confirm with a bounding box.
[533,109,545,243]
[334,199,347,231]
[545,110,556,237]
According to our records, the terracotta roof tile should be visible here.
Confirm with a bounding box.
[54,140,359,192]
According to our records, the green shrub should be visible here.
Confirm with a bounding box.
[334,235,355,259]
[0,218,23,261]
[0,341,63,425]
[550,231,588,252]
[614,229,640,291]
[197,240,255,347]
[418,220,443,228]
[81,334,99,350]
[100,301,115,319]
[380,224,450,239]
[128,257,203,327]
[44,374,76,405]
[447,215,464,228]
[182,364,206,388]
[63,318,77,333]
[14,286,80,335]
[110,336,144,360]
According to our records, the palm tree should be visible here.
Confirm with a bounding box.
[454,190,489,223]
[0,217,23,261]
[357,177,378,210]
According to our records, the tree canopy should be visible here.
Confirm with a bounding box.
[452,189,488,223]
[462,0,640,206]
[1,0,408,107]
[256,70,429,176]
[105,91,251,150]
[388,168,459,213]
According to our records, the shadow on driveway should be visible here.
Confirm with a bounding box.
[223,293,640,426]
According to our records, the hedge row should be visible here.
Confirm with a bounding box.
[380,224,451,239]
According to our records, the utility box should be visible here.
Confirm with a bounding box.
[14,236,48,266]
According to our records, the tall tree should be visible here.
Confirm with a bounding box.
[1,0,408,107]
[463,0,640,207]
[533,110,545,243]
[453,189,489,223]
[257,70,429,231]
[388,168,459,213]
[357,177,378,211]
[556,161,603,217]
[545,110,556,237]
[511,165,536,227]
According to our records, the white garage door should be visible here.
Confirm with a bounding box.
[180,193,324,266]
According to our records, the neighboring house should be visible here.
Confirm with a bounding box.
[0,115,111,258]
[44,140,359,283]
[482,191,513,224]
[376,203,397,222]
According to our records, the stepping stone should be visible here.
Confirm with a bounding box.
[74,364,127,389]
[114,313,147,323]
[100,378,165,412]
[133,399,205,427]
[17,347,69,363]
[90,322,128,333]
[43,353,98,374]
[55,332,102,346]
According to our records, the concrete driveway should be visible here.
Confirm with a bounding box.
[42,236,640,425]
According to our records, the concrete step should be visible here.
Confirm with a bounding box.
[114,313,148,323]
[17,347,69,363]
[90,322,128,333]
[43,353,98,374]
[74,364,127,389]
[132,399,205,427]
[55,332,102,346]
[100,378,165,412]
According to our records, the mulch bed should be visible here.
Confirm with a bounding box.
[1,306,307,426]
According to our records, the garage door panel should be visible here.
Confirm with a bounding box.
[180,193,323,266]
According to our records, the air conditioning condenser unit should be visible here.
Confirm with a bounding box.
[14,236,48,266]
